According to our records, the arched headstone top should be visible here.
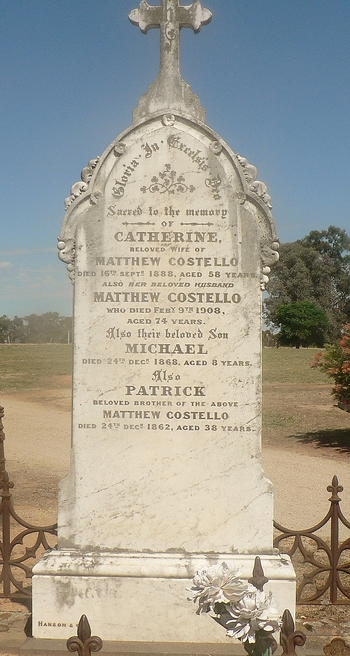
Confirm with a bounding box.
[59,113,278,288]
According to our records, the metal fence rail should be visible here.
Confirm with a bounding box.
[273,476,350,604]
[0,406,57,599]
[66,612,306,656]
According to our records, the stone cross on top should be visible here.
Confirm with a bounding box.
[129,0,213,123]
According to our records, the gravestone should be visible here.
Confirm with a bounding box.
[31,0,295,647]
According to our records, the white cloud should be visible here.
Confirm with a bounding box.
[0,261,12,268]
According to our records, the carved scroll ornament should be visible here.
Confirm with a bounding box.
[236,154,272,209]
[235,153,278,289]
[260,239,279,290]
[57,237,75,283]
[64,157,100,211]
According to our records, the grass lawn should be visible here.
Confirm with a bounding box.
[262,348,348,452]
[0,343,329,392]
[0,344,72,392]
[262,346,329,384]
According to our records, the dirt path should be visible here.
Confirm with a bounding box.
[0,384,349,654]
[1,390,71,525]
[1,384,349,528]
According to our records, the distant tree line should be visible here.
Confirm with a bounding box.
[0,313,72,344]
[264,226,350,348]
[2,226,349,348]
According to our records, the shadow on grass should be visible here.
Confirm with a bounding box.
[289,428,350,453]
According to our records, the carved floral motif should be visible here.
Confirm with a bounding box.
[210,140,222,154]
[162,114,176,126]
[141,164,195,195]
[205,175,222,200]
[235,191,246,205]
[114,142,127,157]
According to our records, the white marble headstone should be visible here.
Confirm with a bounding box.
[57,114,279,554]
[31,0,295,645]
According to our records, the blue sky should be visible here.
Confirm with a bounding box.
[1,0,349,318]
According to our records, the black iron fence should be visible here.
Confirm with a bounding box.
[0,406,56,599]
[66,610,305,656]
[0,404,350,605]
[273,476,350,604]
[62,611,350,656]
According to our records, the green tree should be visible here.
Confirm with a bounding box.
[275,301,329,348]
[264,226,350,341]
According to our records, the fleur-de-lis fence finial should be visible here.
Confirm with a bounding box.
[66,615,103,656]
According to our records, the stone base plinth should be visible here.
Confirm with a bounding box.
[32,551,295,643]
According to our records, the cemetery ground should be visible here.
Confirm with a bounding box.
[0,344,349,652]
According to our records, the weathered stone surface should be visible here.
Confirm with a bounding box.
[129,0,212,122]
[33,552,294,641]
[32,111,294,642]
[32,1,295,645]
[57,114,277,554]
